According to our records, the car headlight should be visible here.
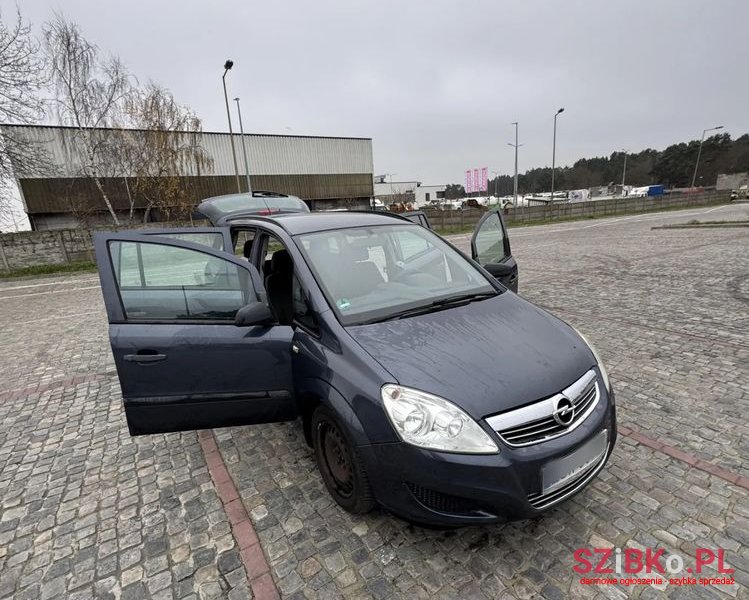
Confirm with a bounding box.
[381,384,499,454]
[574,328,611,393]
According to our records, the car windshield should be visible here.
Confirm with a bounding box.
[296,224,496,325]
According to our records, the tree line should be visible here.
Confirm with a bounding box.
[444,133,749,199]
[0,9,209,229]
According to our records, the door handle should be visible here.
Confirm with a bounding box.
[124,353,167,364]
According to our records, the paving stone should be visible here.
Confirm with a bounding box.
[0,281,251,599]
[1,207,747,600]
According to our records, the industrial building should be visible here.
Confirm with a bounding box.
[716,172,749,190]
[373,176,446,207]
[1,124,374,230]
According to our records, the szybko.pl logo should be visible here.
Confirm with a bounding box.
[574,547,735,588]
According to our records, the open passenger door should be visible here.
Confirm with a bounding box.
[470,210,519,292]
[94,231,297,435]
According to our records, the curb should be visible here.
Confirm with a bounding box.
[652,223,749,230]
[198,430,280,600]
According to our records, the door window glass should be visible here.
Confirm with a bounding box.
[154,232,225,251]
[475,213,507,264]
[110,240,252,321]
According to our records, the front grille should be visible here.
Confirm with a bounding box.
[406,483,488,516]
[486,369,600,447]
[527,449,607,510]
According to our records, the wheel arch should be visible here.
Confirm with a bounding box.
[297,378,372,448]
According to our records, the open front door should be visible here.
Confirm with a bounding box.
[94,231,296,435]
[470,210,519,292]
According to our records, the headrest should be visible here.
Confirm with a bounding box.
[243,240,254,259]
[271,249,293,272]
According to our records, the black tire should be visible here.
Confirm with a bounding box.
[311,405,375,514]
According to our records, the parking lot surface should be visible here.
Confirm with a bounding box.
[0,203,747,599]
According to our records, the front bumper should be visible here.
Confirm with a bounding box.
[359,387,617,526]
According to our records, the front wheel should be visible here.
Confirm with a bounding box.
[311,406,375,514]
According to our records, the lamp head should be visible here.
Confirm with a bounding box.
[224,60,234,70]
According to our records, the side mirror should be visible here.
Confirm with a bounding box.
[483,262,513,278]
[235,302,275,327]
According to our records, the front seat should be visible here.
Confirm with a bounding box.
[264,249,294,325]
[243,239,254,260]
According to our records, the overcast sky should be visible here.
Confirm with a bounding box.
[17,0,749,184]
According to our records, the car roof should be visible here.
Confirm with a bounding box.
[197,191,309,225]
[229,211,414,235]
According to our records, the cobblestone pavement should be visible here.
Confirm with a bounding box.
[0,284,252,597]
[0,203,747,599]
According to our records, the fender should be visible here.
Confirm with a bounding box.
[297,376,373,447]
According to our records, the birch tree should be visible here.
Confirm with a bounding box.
[123,84,212,222]
[43,14,132,225]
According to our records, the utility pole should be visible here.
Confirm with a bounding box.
[550,108,564,203]
[508,122,521,206]
[691,125,723,188]
[621,149,628,189]
[233,97,253,194]
[222,60,241,193]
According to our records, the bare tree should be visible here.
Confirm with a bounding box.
[43,14,132,225]
[122,84,212,223]
[0,8,47,230]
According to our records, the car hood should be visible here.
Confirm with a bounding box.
[346,293,595,419]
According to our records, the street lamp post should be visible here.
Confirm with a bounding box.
[222,60,241,193]
[550,108,564,203]
[508,121,521,206]
[233,97,252,194]
[621,149,628,189]
[691,125,723,188]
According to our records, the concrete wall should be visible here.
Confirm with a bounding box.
[0,229,96,271]
[0,221,205,272]
[0,190,731,272]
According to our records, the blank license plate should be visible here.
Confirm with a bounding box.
[542,430,608,494]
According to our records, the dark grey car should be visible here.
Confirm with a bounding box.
[94,207,615,526]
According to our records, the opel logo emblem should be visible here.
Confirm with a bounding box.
[552,396,575,426]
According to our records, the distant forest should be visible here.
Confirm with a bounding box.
[445,133,749,198]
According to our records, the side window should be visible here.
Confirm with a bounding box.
[110,240,252,321]
[474,213,507,264]
[234,229,257,260]
[258,234,287,277]
[292,279,318,333]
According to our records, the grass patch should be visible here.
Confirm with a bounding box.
[0,260,97,280]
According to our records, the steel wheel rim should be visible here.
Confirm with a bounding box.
[320,421,354,498]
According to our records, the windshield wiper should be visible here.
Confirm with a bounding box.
[359,291,498,324]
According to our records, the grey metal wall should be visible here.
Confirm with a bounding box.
[1,125,374,178]
[2,124,375,226]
